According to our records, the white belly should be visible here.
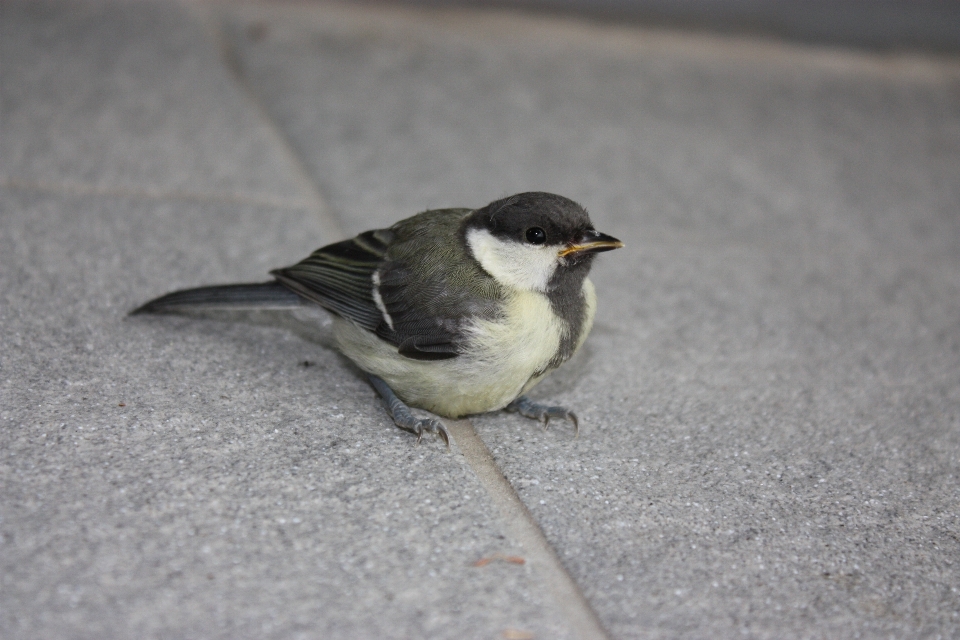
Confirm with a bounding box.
[333,280,595,418]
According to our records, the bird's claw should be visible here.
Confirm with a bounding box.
[368,375,449,448]
[506,396,579,437]
[412,417,450,447]
[542,408,579,434]
[392,409,450,448]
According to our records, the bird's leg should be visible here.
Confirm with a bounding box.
[367,375,449,447]
[505,395,579,437]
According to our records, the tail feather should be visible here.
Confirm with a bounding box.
[130,281,305,315]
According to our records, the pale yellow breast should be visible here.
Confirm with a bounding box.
[332,279,595,418]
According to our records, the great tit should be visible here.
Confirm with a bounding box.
[132,192,623,445]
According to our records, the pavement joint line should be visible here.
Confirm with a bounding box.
[448,419,613,640]
[187,0,346,241]
[0,176,316,211]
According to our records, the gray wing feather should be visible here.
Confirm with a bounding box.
[271,230,388,331]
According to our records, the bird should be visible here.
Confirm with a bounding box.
[132,192,623,445]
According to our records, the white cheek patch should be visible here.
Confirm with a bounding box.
[466,228,559,292]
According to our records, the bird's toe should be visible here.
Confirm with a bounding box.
[506,396,579,437]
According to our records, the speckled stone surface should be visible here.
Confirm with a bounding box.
[0,0,305,204]
[3,0,959,638]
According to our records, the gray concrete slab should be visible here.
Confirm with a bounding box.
[0,2,576,637]
[0,0,306,207]
[0,188,574,640]
[408,0,960,53]
[222,2,960,637]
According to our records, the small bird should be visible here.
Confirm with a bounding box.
[132,192,623,445]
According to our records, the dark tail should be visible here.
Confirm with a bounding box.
[130,281,305,315]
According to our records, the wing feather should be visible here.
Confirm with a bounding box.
[271,230,386,331]
[272,211,502,360]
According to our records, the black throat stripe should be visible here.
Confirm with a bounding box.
[544,260,592,370]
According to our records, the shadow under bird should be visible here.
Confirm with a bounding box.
[132,192,623,445]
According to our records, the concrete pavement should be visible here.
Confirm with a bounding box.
[2,1,959,638]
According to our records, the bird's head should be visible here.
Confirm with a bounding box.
[463,192,623,292]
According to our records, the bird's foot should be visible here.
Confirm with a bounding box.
[505,395,579,437]
[368,375,449,447]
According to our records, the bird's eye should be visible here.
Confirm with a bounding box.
[525,227,546,245]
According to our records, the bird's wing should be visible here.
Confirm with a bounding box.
[272,214,500,361]
[370,209,503,360]
[370,261,466,360]
[271,229,389,332]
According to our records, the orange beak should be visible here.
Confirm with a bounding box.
[557,229,624,258]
